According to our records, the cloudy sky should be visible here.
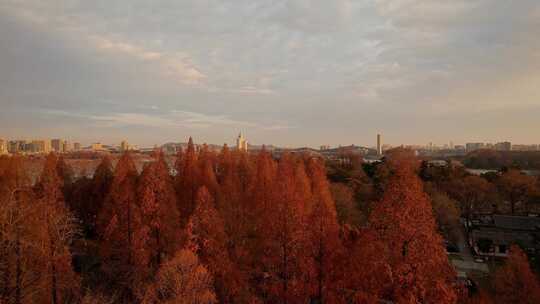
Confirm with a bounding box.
[1,0,539,148]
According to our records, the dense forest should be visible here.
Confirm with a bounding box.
[1,139,540,304]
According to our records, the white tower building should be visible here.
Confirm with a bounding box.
[236,132,248,151]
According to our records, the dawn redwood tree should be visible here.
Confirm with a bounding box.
[493,245,540,304]
[261,154,309,303]
[199,158,219,200]
[217,144,233,184]
[369,159,457,303]
[96,152,142,299]
[305,158,344,303]
[173,146,184,176]
[56,156,74,197]
[0,155,41,304]
[176,137,200,225]
[293,160,312,217]
[34,153,80,304]
[330,183,364,227]
[76,155,113,237]
[246,148,277,296]
[91,155,113,213]
[462,290,494,304]
[341,227,391,303]
[80,292,112,304]
[216,148,244,252]
[235,150,255,195]
[35,153,65,207]
[136,151,182,275]
[252,148,276,222]
[230,150,256,252]
[187,187,254,303]
[141,249,217,304]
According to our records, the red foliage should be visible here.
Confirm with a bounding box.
[493,245,540,304]
[369,162,457,303]
[96,152,143,298]
[136,151,181,274]
[304,158,344,303]
[188,187,254,303]
[175,137,201,225]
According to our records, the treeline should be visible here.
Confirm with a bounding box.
[463,149,540,170]
[420,161,540,217]
[0,141,539,303]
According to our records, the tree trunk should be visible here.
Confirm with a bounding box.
[127,199,132,265]
[50,240,58,304]
[15,222,21,304]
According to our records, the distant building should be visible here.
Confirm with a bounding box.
[320,145,330,151]
[0,139,7,155]
[63,140,71,152]
[495,142,512,151]
[31,139,51,154]
[91,142,104,151]
[8,140,27,154]
[73,142,81,151]
[512,144,539,152]
[377,134,382,156]
[51,139,63,152]
[466,142,485,152]
[236,132,248,151]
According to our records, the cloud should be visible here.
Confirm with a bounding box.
[90,36,206,85]
[170,110,257,128]
[1,1,540,146]
[43,108,291,131]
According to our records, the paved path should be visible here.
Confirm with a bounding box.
[450,221,489,274]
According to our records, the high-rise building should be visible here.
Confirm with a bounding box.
[51,139,63,152]
[236,132,248,151]
[63,140,71,152]
[377,134,382,156]
[73,142,81,151]
[8,140,27,154]
[31,139,52,154]
[495,142,512,151]
[120,140,130,152]
[0,139,7,155]
[466,142,485,152]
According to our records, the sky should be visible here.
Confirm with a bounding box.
[1,0,540,148]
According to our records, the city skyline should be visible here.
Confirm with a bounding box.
[1,133,539,152]
[1,1,540,147]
